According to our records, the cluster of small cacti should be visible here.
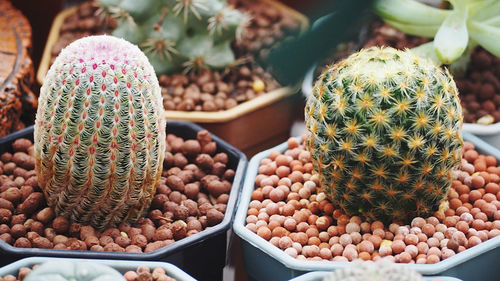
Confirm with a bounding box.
[98,0,250,74]
[305,46,463,224]
[322,260,426,281]
[34,35,166,230]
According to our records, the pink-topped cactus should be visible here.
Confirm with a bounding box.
[34,35,166,230]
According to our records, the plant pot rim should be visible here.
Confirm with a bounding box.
[233,131,500,275]
[0,257,197,281]
[36,0,309,123]
[0,120,248,261]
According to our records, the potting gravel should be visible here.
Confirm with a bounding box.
[245,136,500,263]
[0,130,235,253]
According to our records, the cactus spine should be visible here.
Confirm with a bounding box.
[305,47,463,223]
[34,35,166,230]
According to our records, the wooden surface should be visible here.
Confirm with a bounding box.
[0,0,37,137]
[12,0,63,80]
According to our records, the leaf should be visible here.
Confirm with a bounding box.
[374,0,449,26]
[411,41,442,66]
[470,0,500,21]
[384,19,440,38]
[482,15,500,27]
[468,20,500,57]
[449,41,477,77]
[434,6,469,64]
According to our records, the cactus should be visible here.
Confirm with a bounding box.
[305,47,463,224]
[322,260,426,281]
[34,35,166,230]
[99,0,250,75]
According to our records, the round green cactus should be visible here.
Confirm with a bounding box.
[305,46,463,224]
[99,0,250,74]
[34,35,166,230]
[24,260,126,281]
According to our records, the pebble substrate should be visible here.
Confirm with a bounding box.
[245,136,500,263]
[0,264,177,281]
[0,130,235,253]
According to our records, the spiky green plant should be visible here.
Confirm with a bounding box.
[34,35,166,230]
[305,47,463,224]
[322,260,426,281]
[98,0,251,75]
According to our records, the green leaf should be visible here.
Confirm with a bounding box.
[470,0,500,21]
[384,19,440,38]
[434,6,469,64]
[411,41,442,66]
[482,15,500,27]
[468,20,500,57]
[449,41,477,77]
[374,0,449,26]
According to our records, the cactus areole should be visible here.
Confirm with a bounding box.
[306,47,463,224]
[34,35,166,230]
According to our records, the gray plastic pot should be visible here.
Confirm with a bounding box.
[0,257,196,280]
[288,271,462,281]
[233,131,500,281]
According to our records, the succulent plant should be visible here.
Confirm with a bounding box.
[34,35,166,230]
[24,260,126,281]
[98,0,251,75]
[322,260,426,281]
[374,0,500,74]
[305,47,463,224]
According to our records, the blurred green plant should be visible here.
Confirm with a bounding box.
[374,0,500,74]
[99,0,251,75]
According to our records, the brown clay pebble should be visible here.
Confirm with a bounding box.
[0,128,237,255]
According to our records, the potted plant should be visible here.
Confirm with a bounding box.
[233,47,500,281]
[304,0,500,149]
[0,257,196,281]
[373,0,500,149]
[0,35,247,281]
[36,0,309,156]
